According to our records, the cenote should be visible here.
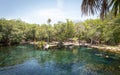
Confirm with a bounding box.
[0,45,120,75]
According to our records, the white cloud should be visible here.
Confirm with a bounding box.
[1,0,98,24]
[19,8,97,24]
[20,0,66,24]
[5,0,97,24]
[19,8,67,24]
[5,8,97,24]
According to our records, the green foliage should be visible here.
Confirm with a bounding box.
[0,15,120,46]
[54,22,66,41]
[65,19,75,39]
[54,20,75,41]
[74,17,120,45]
[37,41,46,49]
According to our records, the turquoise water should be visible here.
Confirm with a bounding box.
[0,45,120,75]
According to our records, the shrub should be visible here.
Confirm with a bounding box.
[37,41,46,49]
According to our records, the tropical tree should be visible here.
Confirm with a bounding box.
[75,22,85,45]
[65,19,75,40]
[47,18,51,43]
[47,18,51,24]
[54,22,66,41]
[40,24,49,41]
[81,0,120,19]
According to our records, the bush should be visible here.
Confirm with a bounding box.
[37,41,46,49]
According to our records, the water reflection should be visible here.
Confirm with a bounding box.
[0,45,120,75]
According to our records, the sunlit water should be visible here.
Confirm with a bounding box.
[0,45,120,75]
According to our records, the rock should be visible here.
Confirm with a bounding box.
[95,54,103,57]
[44,44,49,50]
[66,44,74,50]
[57,42,64,49]
[105,55,109,58]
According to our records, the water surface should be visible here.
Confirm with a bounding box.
[0,45,120,75]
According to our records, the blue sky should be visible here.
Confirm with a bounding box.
[0,0,97,24]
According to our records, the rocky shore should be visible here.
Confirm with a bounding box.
[91,45,120,53]
[30,41,120,53]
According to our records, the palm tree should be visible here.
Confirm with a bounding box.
[47,18,51,24]
[47,18,51,43]
[81,0,120,19]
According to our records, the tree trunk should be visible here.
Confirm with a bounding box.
[79,35,80,47]
[90,39,93,45]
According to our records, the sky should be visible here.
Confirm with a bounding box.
[0,0,98,24]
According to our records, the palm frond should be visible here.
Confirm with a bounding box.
[81,0,101,15]
[81,0,120,19]
[110,0,120,16]
[100,0,109,19]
